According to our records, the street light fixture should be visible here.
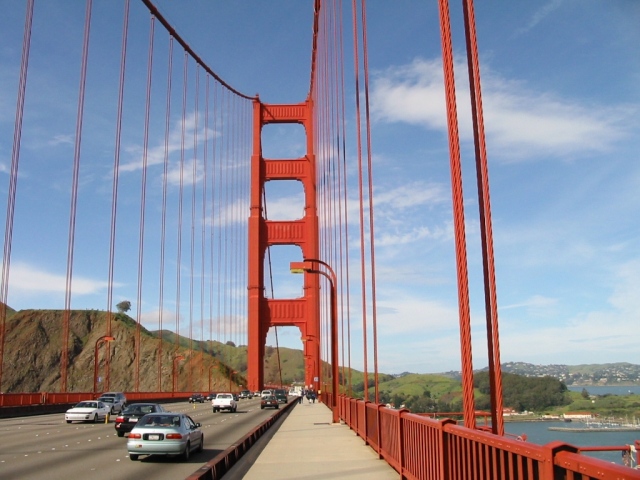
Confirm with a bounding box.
[93,335,116,394]
[290,258,339,423]
[173,355,185,395]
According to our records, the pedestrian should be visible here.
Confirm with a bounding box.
[298,391,303,404]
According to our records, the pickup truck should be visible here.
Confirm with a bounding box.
[212,393,237,413]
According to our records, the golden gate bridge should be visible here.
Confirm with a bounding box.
[0,1,638,478]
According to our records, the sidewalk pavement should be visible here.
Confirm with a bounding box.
[241,398,399,479]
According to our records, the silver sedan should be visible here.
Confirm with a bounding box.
[127,412,204,461]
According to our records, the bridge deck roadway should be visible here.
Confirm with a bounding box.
[240,399,398,479]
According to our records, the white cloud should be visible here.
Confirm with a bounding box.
[518,0,564,34]
[376,289,459,335]
[8,261,110,295]
[263,195,306,220]
[500,295,558,310]
[374,181,447,210]
[48,134,74,146]
[370,58,635,162]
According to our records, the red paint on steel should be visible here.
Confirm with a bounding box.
[357,0,381,407]
[349,0,370,402]
[247,99,321,393]
[337,397,640,479]
[133,13,155,393]
[104,0,130,392]
[461,0,505,437]
[437,0,476,430]
[157,36,174,393]
[1,0,35,393]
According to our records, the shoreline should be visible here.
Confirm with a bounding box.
[548,426,640,432]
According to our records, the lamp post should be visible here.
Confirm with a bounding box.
[173,355,185,395]
[208,364,215,392]
[229,370,236,392]
[290,259,339,423]
[93,335,115,394]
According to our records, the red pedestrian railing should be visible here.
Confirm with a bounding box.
[338,395,640,480]
[0,391,190,410]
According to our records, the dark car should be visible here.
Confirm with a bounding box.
[189,393,205,403]
[114,403,166,437]
[260,395,279,410]
[206,392,218,401]
[274,389,288,404]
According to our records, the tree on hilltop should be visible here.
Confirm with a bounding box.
[116,300,131,313]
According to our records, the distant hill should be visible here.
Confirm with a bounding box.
[1,308,246,393]
[440,361,640,386]
[3,305,638,394]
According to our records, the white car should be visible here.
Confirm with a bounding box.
[65,400,111,423]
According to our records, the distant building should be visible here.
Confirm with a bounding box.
[562,412,593,420]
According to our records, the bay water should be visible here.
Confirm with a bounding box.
[566,385,640,395]
[503,420,639,466]
[501,386,640,466]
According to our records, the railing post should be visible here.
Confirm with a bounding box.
[540,441,579,480]
[363,400,369,445]
[397,408,409,479]
[376,403,382,458]
[439,419,456,480]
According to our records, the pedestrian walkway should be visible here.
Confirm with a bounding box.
[242,399,399,479]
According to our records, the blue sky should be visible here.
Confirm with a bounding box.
[0,1,639,375]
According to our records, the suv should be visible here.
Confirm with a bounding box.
[97,392,127,414]
[239,390,252,399]
[189,393,205,403]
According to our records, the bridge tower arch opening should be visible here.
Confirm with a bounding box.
[247,98,320,392]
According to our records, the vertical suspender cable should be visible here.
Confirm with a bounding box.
[201,74,210,387]
[188,66,200,392]
[329,4,344,396]
[437,0,476,430]
[336,0,354,395]
[175,52,188,375]
[462,0,504,435]
[158,36,174,392]
[231,96,239,356]
[221,88,228,368]
[105,0,129,393]
[0,0,34,393]
[216,88,223,361]
[211,81,219,358]
[64,0,92,390]
[134,13,155,392]
[350,0,369,402]
[358,0,380,404]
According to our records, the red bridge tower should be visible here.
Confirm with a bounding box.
[247,98,320,392]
